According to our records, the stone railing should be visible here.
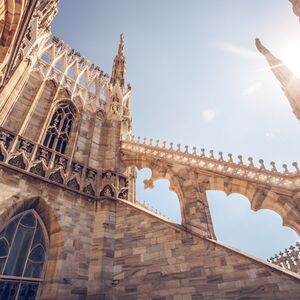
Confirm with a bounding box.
[135,199,170,221]
[121,136,300,189]
[268,241,300,274]
[0,127,129,201]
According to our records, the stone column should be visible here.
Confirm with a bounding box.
[178,169,216,239]
[87,199,116,299]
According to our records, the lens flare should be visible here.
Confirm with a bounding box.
[281,42,300,77]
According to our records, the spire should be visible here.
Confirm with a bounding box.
[290,0,300,21]
[111,33,126,88]
[255,38,300,120]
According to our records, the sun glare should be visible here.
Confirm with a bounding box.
[281,42,300,77]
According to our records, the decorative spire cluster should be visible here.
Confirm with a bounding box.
[111,33,126,88]
[268,241,300,274]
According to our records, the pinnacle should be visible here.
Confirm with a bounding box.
[118,32,125,56]
[255,38,270,55]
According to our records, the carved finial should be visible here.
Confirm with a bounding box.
[238,155,243,165]
[184,145,189,154]
[270,161,277,172]
[292,162,299,173]
[137,136,141,143]
[227,153,233,163]
[209,150,214,159]
[143,178,154,189]
[248,157,254,168]
[169,142,174,151]
[143,137,147,144]
[149,138,153,145]
[192,147,197,155]
[176,144,181,152]
[282,164,290,174]
[259,159,265,170]
[218,152,224,161]
[200,148,205,157]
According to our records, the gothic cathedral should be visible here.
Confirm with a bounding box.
[0,1,299,299]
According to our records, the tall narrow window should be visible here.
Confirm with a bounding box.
[0,210,48,300]
[43,102,76,154]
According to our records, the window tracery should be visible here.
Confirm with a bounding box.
[0,210,48,300]
[43,102,76,154]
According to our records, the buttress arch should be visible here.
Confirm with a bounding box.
[122,156,184,211]
[121,150,300,237]
[205,176,300,234]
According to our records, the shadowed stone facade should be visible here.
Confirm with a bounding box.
[0,0,299,299]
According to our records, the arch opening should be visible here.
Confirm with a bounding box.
[136,168,182,223]
[207,190,299,259]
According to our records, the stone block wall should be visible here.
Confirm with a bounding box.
[112,201,300,300]
[0,165,299,299]
[0,166,96,300]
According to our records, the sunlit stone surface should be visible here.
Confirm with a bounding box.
[0,0,299,299]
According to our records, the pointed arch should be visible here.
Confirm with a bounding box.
[121,155,186,223]
[100,184,116,198]
[42,99,79,156]
[0,209,48,299]
[0,196,63,299]
[205,176,300,234]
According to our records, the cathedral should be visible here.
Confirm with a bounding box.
[0,0,299,299]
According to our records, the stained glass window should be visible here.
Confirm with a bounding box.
[0,210,48,300]
[43,102,76,154]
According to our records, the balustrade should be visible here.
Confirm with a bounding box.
[121,135,300,189]
[0,127,129,200]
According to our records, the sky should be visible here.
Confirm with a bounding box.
[53,0,300,259]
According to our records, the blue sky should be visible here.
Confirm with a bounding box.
[53,1,299,259]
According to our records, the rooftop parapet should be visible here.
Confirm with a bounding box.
[122,135,300,190]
